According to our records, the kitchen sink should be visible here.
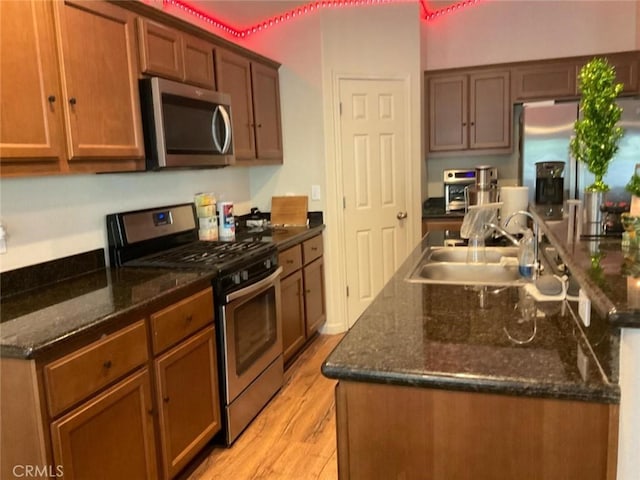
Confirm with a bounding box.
[427,246,518,263]
[406,246,526,286]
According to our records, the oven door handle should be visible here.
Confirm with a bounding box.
[225,266,283,303]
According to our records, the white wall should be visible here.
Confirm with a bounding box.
[0,169,251,271]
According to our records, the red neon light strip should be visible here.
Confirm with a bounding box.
[162,0,484,38]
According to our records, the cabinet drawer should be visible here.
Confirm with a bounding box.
[151,288,213,354]
[45,320,148,418]
[279,245,302,278]
[303,235,323,265]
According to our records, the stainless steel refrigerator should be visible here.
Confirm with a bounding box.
[520,97,640,206]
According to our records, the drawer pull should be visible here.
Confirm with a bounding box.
[185,314,193,322]
[311,247,318,251]
[103,360,112,369]
[306,289,311,294]
[286,259,294,264]
[163,396,170,403]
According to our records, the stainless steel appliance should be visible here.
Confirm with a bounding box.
[139,77,235,169]
[444,168,476,212]
[520,97,640,234]
[464,165,499,210]
[107,203,282,445]
[535,161,565,219]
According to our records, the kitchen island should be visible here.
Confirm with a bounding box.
[322,228,622,480]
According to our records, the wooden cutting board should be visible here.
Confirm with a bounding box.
[271,196,308,226]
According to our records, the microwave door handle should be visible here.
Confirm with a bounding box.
[211,105,223,153]
[218,105,232,154]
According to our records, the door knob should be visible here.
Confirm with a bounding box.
[397,211,408,220]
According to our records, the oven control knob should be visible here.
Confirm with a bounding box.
[232,273,241,285]
[264,258,272,269]
[241,270,249,281]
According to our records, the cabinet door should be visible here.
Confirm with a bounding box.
[50,369,158,480]
[155,326,221,479]
[136,17,183,81]
[281,271,306,364]
[303,257,326,336]
[215,49,256,160]
[428,75,468,151]
[511,62,577,102]
[251,62,283,162]
[469,70,511,150]
[54,0,144,171]
[0,0,65,175]
[182,34,215,89]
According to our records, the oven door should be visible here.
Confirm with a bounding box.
[221,267,283,403]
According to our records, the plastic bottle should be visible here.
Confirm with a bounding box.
[518,229,536,280]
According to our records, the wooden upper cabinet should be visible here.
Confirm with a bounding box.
[215,48,283,164]
[469,71,511,149]
[427,70,510,153]
[513,51,639,102]
[251,62,283,161]
[215,49,256,160]
[137,18,183,81]
[428,75,467,152]
[54,0,144,171]
[136,18,215,89]
[0,0,66,175]
[511,62,577,102]
[0,0,144,176]
[182,34,216,89]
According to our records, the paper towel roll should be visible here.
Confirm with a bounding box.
[500,186,529,234]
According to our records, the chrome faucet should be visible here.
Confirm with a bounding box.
[483,222,520,246]
[505,210,540,274]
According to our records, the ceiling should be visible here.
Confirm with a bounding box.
[180,0,467,29]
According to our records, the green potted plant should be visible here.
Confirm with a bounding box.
[569,57,624,224]
[626,163,640,215]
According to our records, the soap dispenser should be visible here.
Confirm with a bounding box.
[518,229,536,280]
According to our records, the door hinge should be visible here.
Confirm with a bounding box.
[346,286,349,297]
[339,102,342,116]
[342,196,346,209]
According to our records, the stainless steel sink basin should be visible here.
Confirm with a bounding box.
[406,246,525,286]
[417,263,522,285]
[427,246,518,263]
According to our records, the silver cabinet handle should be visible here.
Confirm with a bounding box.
[397,211,408,220]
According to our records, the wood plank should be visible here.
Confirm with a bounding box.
[271,196,308,226]
[186,334,343,480]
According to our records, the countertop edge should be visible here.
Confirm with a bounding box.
[321,364,621,404]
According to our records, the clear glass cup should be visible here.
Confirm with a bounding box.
[466,234,487,264]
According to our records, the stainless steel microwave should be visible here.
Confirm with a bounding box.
[139,77,235,169]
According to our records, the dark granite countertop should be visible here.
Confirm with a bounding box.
[1,223,324,360]
[322,231,620,404]
[530,208,640,328]
[0,266,213,359]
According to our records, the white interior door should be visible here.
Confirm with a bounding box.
[339,78,409,327]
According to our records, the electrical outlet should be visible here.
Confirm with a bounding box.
[578,289,590,327]
[311,185,321,201]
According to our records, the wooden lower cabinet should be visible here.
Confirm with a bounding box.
[155,326,221,479]
[335,381,619,480]
[279,234,327,364]
[422,217,464,236]
[50,369,158,480]
[281,270,306,363]
[303,257,326,336]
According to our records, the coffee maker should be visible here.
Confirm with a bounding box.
[535,161,565,219]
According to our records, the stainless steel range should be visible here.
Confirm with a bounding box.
[107,203,283,445]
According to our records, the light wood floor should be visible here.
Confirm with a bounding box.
[188,334,344,480]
